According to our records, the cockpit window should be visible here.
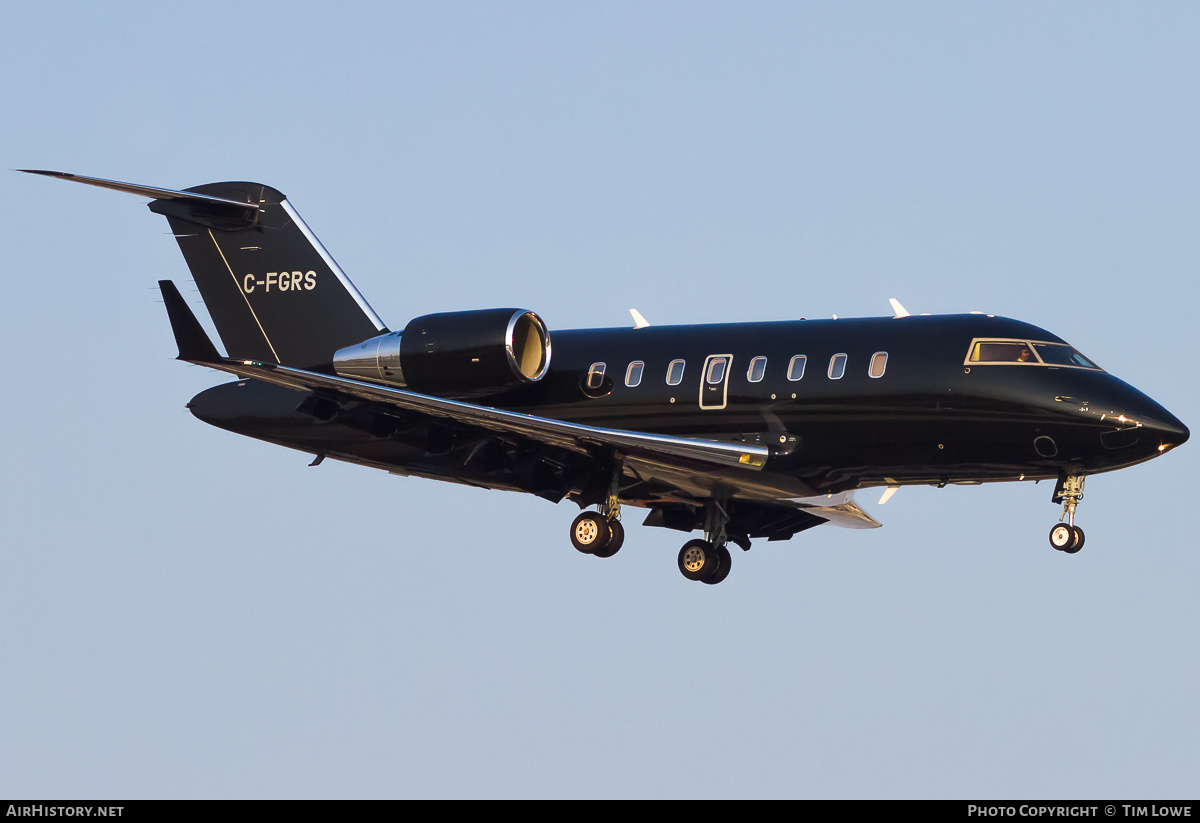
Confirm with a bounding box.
[965,339,1102,371]
[970,341,1035,363]
[1032,343,1099,369]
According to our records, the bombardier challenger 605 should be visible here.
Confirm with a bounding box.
[26,170,1188,584]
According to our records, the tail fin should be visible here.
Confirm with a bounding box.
[159,279,223,364]
[22,171,387,369]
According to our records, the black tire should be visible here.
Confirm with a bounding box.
[570,512,611,554]
[678,539,717,581]
[1049,523,1074,551]
[594,519,624,558]
[1064,525,1085,554]
[702,545,732,585]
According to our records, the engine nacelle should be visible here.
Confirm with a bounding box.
[333,308,551,396]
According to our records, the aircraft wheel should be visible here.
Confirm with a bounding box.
[678,539,719,581]
[571,512,611,555]
[702,545,732,585]
[594,519,624,558]
[1049,523,1074,551]
[1064,526,1085,554]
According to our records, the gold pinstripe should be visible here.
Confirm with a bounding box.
[208,229,280,364]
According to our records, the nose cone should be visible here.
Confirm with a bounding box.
[1107,383,1189,458]
[1147,408,1189,453]
[1067,369,1189,466]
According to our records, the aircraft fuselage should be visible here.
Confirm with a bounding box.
[31,168,1187,578]
[190,312,1187,501]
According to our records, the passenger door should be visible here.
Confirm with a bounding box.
[699,354,732,410]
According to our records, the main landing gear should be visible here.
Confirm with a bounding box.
[570,511,624,558]
[678,539,731,585]
[677,501,735,585]
[1048,474,1086,554]
[569,479,624,558]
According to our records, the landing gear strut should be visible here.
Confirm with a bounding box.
[569,471,624,558]
[1049,474,1086,554]
[676,500,733,585]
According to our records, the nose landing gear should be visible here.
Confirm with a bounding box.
[1049,522,1084,553]
[1049,474,1086,554]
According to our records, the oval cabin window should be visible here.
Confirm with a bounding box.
[787,355,806,381]
[706,357,728,384]
[869,352,888,378]
[747,356,767,383]
[666,359,686,386]
[828,354,847,380]
[587,362,606,390]
[625,361,644,387]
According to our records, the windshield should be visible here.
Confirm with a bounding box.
[966,338,1102,371]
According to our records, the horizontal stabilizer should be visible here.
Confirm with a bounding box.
[24,169,386,368]
[159,280,224,363]
[18,170,262,216]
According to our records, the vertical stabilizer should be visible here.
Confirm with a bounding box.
[150,181,386,369]
[21,171,386,370]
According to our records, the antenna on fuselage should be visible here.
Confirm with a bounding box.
[878,483,900,505]
[889,298,910,318]
[630,309,651,329]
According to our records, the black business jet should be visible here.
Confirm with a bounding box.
[25,170,1189,584]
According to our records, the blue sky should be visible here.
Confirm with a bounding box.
[2,1,1197,798]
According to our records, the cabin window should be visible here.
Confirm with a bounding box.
[587,362,606,390]
[706,357,728,384]
[747,356,767,383]
[625,361,644,387]
[869,352,888,378]
[828,353,847,380]
[666,359,686,385]
[787,355,807,381]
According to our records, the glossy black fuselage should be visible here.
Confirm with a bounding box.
[190,312,1187,502]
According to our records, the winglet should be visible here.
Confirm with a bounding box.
[630,309,651,329]
[159,280,224,363]
[888,298,910,318]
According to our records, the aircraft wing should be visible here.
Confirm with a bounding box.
[160,280,879,535]
[160,280,769,472]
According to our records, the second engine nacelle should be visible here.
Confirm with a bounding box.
[333,308,551,396]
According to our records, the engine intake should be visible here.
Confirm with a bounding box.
[333,308,551,396]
